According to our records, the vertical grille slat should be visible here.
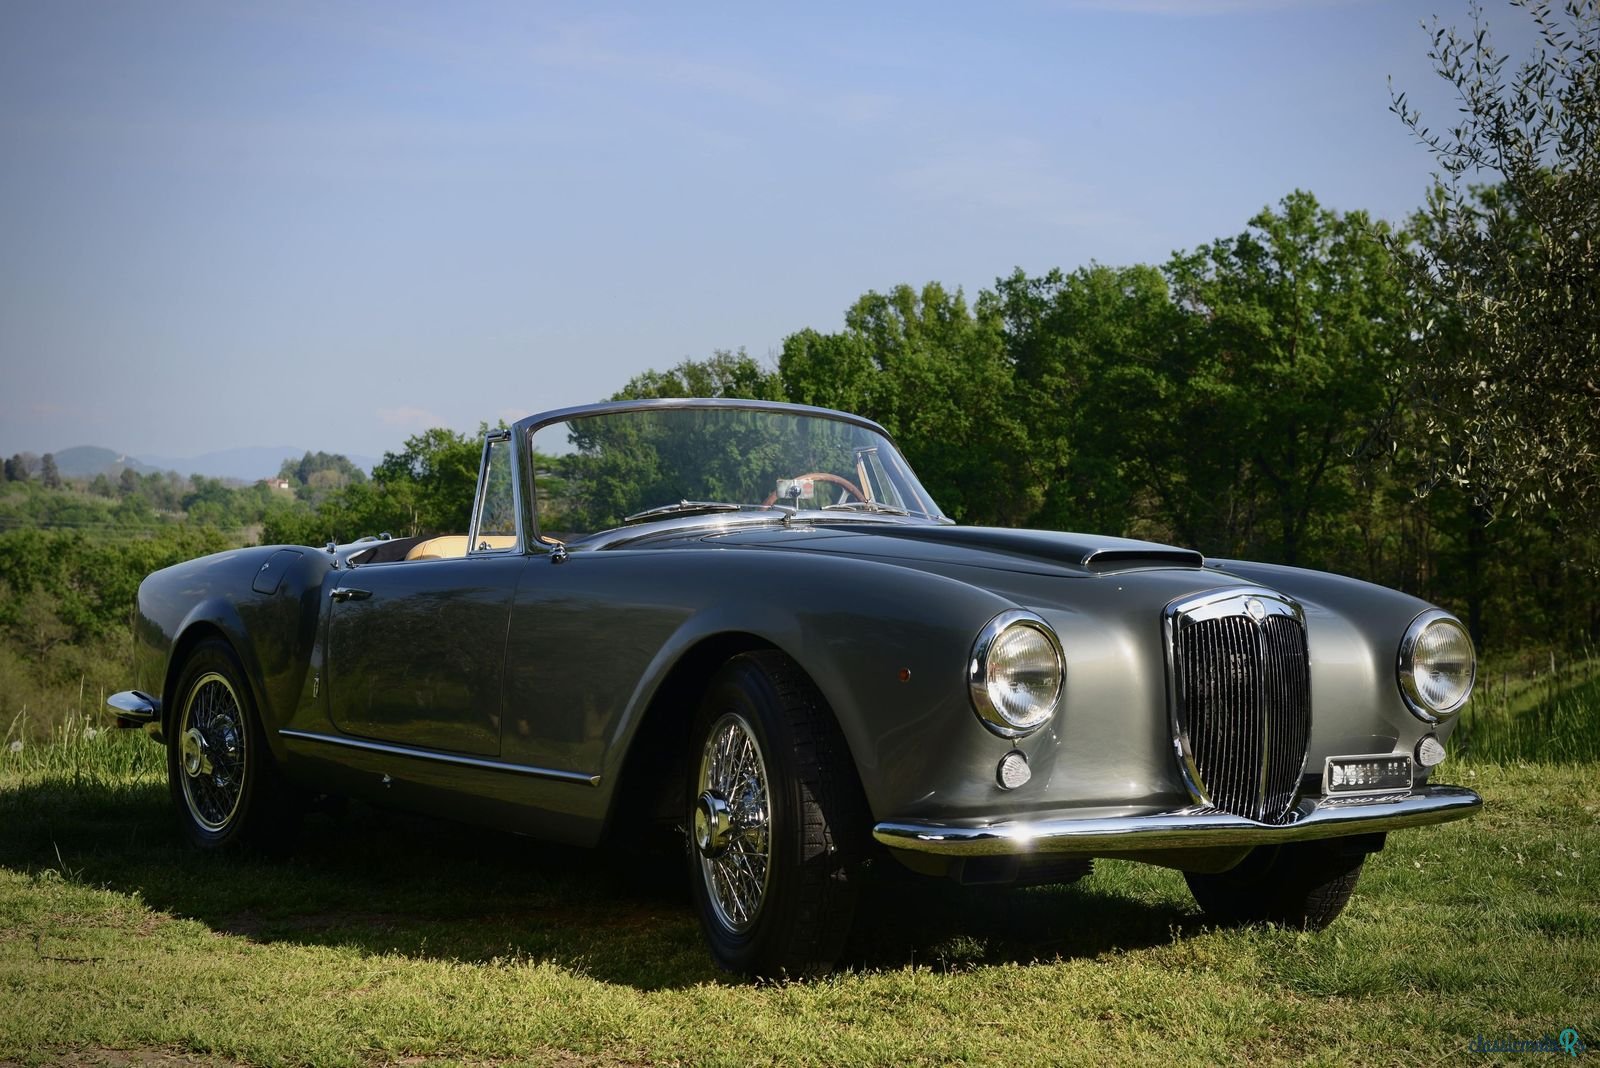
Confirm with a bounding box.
[1172,594,1310,825]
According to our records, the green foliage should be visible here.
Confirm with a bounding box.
[537,408,890,536]
[991,263,1177,537]
[0,524,237,741]
[277,450,368,508]
[1391,0,1600,521]
[781,283,1039,524]
[0,526,233,646]
[612,348,782,401]
[1456,655,1600,762]
[1159,192,1407,565]
[263,427,484,544]
[779,197,1415,565]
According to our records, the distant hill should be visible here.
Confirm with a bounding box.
[52,446,160,478]
[141,446,320,482]
[48,445,379,481]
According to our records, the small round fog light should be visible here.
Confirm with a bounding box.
[1415,734,1447,768]
[997,750,1031,790]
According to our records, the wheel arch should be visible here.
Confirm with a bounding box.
[599,626,896,852]
[600,631,783,845]
[161,607,281,761]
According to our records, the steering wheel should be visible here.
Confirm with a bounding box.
[762,472,868,507]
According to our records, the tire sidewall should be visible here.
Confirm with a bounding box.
[1188,841,1366,929]
[167,640,266,850]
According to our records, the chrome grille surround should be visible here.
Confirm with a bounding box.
[1163,587,1311,824]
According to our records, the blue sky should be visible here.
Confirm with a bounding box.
[0,1,1532,463]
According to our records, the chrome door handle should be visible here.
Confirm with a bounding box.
[330,587,372,602]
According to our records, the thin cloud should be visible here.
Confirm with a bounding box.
[892,136,1121,230]
[377,406,445,430]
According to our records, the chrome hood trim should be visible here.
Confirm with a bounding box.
[873,784,1482,856]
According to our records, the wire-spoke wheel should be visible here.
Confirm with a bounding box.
[694,712,773,933]
[177,671,248,832]
[167,639,294,850]
[686,650,867,978]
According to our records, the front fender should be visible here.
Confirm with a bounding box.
[564,549,1019,823]
[138,546,332,762]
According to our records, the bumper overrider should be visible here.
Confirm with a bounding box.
[873,784,1481,857]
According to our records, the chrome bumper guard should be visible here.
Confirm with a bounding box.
[873,785,1481,856]
[106,690,161,727]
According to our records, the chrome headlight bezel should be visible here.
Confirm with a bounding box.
[968,610,1064,738]
[1397,610,1476,722]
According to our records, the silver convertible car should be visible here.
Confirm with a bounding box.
[109,399,1481,976]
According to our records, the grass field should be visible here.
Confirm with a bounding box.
[1453,656,1600,763]
[2,726,1598,1067]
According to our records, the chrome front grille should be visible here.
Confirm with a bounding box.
[1167,590,1311,824]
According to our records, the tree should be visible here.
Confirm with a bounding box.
[371,427,482,536]
[5,455,28,484]
[1157,191,1409,564]
[39,453,61,490]
[612,349,782,401]
[991,263,1181,537]
[1391,0,1600,520]
[117,467,140,497]
[780,283,1041,525]
[278,450,368,504]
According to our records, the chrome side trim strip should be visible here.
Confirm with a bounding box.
[873,784,1481,856]
[278,728,601,786]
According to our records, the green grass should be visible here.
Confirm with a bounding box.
[2,731,1597,1066]
[1452,655,1600,763]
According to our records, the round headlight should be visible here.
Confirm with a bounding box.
[1397,611,1475,720]
[969,611,1064,737]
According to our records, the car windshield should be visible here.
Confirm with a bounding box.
[528,405,947,541]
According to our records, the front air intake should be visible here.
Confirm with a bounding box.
[1165,589,1311,824]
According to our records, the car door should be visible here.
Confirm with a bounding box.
[326,430,526,757]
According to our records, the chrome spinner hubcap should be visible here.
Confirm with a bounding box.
[694,790,734,858]
[181,727,211,778]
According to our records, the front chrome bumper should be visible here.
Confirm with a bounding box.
[873,784,1482,856]
[106,690,165,741]
[106,690,161,725]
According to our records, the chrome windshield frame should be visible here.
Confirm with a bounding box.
[517,399,947,547]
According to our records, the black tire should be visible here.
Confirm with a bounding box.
[685,650,867,978]
[1185,841,1366,930]
[166,639,295,850]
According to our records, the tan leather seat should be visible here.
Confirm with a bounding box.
[405,535,517,561]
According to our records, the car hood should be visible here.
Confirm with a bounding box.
[693,521,1200,575]
[630,519,1282,629]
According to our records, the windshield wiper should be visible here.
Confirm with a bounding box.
[622,500,782,524]
[819,501,913,516]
